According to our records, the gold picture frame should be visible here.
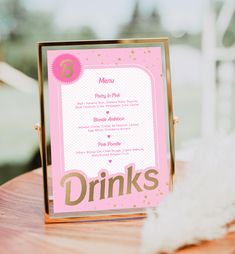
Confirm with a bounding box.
[36,38,176,223]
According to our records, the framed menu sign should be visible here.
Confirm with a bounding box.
[37,38,175,223]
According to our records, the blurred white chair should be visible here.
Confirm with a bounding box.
[0,61,37,93]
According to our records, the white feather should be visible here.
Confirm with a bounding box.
[141,133,235,254]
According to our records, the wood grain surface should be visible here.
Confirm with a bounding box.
[1,167,235,254]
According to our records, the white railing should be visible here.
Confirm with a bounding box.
[201,0,235,137]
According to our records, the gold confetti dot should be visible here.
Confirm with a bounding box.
[144,195,147,199]
[131,50,135,54]
[133,204,136,208]
[118,58,121,61]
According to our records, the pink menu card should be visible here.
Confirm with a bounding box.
[47,47,169,214]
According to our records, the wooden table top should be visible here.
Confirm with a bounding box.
[1,168,235,254]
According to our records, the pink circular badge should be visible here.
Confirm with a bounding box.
[52,54,82,84]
